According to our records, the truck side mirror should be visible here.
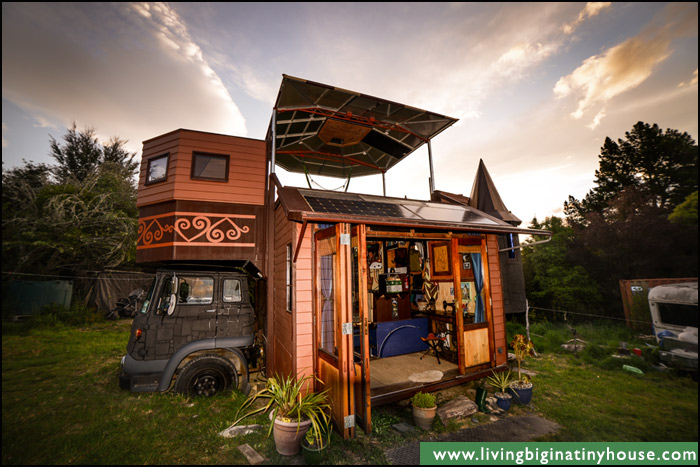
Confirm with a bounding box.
[167,274,178,315]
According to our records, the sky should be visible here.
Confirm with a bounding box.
[2,2,698,225]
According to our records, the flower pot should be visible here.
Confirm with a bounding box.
[301,439,327,464]
[508,382,533,405]
[494,392,512,412]
[273,417,312,456]
[412,405,437,430]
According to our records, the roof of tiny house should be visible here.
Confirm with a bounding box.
[268,75,458,178]
[276,184,548,237]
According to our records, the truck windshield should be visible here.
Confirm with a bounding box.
[139,278,156,315]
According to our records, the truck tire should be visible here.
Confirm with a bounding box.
[174,355,238,397]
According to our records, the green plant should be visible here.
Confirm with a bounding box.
[304,423,330,449]
[233,373,330,444]
[486,369,512,394]
[510,334,534,384]
[410,391,436,409]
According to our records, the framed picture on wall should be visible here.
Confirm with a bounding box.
[429,241,452,280]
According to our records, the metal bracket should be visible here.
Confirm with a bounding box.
[344,414,355,429]
[342,322,353,335]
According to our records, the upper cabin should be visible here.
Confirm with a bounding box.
[135,129,267,271]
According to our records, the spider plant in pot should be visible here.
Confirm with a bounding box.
[486,369,513,412]
[509,334,535,405]
[411,391,437,430]
[233,373,330,456]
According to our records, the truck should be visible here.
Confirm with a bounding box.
[119,266,261,396]
[648,281,698,372]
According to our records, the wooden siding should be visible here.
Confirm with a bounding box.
[271,205,294,378]
[137,129,267,208]
[293,222,314,378]
[135,200,265,269]
[487,234,508,366]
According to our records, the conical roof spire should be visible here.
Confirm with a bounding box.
[469,159,521,225]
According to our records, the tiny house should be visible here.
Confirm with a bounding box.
[132,75,550,437]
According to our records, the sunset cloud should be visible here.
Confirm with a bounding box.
[562,2,611,35]
[2,2,246,154]
[554,3,697,128]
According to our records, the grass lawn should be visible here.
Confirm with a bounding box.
[2,318,697,464]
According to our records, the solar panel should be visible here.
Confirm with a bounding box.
[304,196,412,219]
[302,192,501,227]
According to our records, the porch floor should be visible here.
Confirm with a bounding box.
[369,351,458,397]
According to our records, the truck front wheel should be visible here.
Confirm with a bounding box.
[174,355,238,397]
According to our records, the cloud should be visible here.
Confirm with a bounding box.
[562,2,612,35]
[678,68,698,88]
[554,3,698,128]
[2,3,246,156]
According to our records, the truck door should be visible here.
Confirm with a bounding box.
[217,275,255,338]
[170,274,218,351]
[133,272,218,360]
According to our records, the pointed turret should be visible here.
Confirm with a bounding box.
[469,159,521,225]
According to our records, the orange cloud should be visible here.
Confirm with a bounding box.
[554,3,697,128]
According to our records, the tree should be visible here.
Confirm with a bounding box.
[565,122,698,225]
[521,216,603,315]
[50,122,138,183]
[2,125,139,275]
[668,191,698,227]
[567,187,697,316]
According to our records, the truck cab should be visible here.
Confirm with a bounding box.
[120,267,258,396]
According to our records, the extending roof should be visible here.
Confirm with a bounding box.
[269,75,458,178]
[277,185,549,237]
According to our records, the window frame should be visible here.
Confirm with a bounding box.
[190,151,230,182]
[145,153,169,185]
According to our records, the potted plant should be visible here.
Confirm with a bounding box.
[300,422,331,464]
[509,334,534,405]
[233,373,330,456]
[411,391,437,430]
[486,369,513,412]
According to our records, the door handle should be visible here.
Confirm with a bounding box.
[205,309,216,313]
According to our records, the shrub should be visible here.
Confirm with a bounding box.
[411,391,436,408]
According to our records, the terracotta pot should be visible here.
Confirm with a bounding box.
[412,405,437,430]
[273,417,312,456]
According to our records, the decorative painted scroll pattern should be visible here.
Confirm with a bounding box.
[137,212,254,249]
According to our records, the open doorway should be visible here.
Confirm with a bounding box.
[351,232,493,400]
[314,224,497,435]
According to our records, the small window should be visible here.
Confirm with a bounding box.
[191,152,229,182]
[507,233,516,260]
[177,276,214,304]
[146,154,169,184]
[223,279,242,303]
[286,244,293,312]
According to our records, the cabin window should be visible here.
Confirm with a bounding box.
[286,244,293,312]
[223,279,242,303]
[191,152,229,182]
[146,153,169,184]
